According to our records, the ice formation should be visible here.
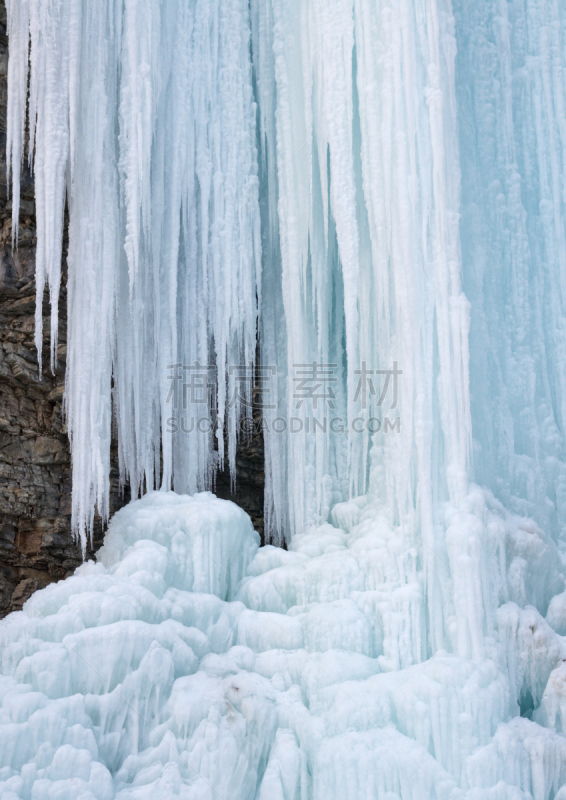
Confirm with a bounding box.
[5,0,566,797]
[0,491,565,799]
[7,0,261,541]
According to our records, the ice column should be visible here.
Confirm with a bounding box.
[255,0,472,560]
[454,0,566,544]
[6,0,261,549]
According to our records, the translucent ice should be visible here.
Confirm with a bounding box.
[9,0,566,553]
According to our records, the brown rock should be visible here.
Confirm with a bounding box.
[11,577,42,609]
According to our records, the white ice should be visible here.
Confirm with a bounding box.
[6,0,566,797]
[0,492,565,799]
[6,0,261,547]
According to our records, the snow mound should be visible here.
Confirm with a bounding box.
[0,492,565,799]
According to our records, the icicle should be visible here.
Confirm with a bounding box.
[256,0,471,600]
[6,0,29,248]
[7,0,261,548]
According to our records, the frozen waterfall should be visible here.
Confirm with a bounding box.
[4,0,566,798]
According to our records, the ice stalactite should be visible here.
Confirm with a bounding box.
[253,0,472,557]
[6,0,261,549]
[254,0,472,657]
[7,0,472,553]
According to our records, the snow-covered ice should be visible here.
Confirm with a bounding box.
[0,491,564,799]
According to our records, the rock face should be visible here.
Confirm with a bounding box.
[0,3,264,615]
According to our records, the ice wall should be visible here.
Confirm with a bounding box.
[9,0,566,556]
[5,0,566,797]
[454,0,566,544]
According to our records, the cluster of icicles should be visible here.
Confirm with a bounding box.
[4,0,566,798]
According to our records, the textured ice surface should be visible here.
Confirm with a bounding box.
[0,491,565,799]
[7,0,261,545]
[8,0,566,551]
[6,0,566,797]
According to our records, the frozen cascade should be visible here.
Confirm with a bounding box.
[454,0,566,544]
[7,0,261,545]
[255,0,471,546]
[4,0,566,799]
